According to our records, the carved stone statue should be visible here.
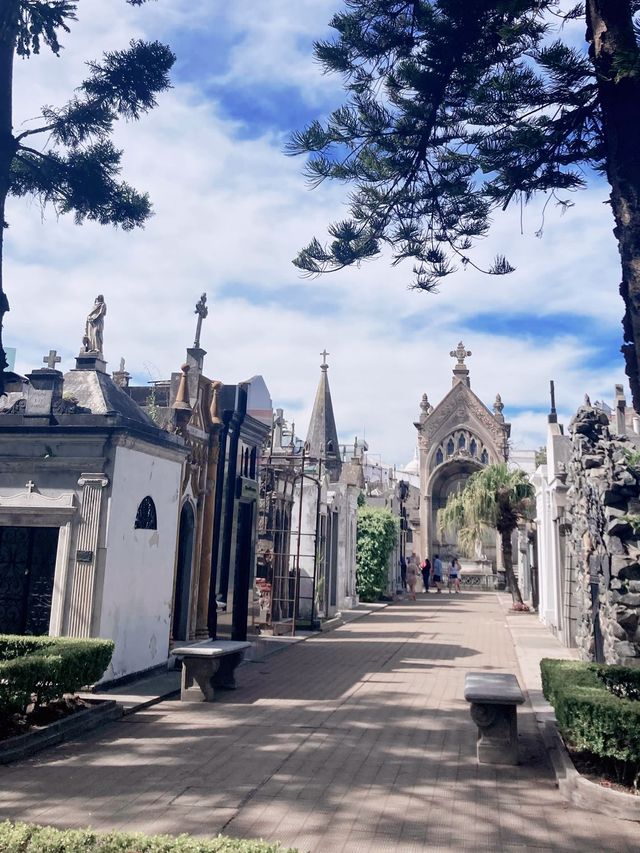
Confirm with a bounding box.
[83,295,107,354]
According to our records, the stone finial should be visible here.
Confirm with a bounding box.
[493,394,505,422]
[173,364,192,412]
[450,341,472,367]
[193,293,208,349]
[450,341,472,387]
[420,393,433,416]
[209,380,222,427]
[112,356,130,389]
[320,349,329,371]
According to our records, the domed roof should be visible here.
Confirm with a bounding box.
[403,447,419,476]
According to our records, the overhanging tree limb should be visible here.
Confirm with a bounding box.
[292,0,640,405]
[0,1,174,394]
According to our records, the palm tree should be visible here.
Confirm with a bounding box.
[438,464,534,605]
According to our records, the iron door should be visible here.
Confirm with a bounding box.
[0,526,59,635]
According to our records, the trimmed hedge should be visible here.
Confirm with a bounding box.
[540,658,640,774]
[0,636,114,719]
[0,821,296,852]
[596,665,640,701]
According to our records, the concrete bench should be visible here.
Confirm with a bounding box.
[171,640,251,702]
[464,672,525,765]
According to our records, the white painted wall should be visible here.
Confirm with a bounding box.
[100,444,182,679]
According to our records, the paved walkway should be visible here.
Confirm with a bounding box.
[1,592,637,852]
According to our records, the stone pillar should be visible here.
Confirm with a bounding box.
[66,474,108,637]
[195,386,223,638]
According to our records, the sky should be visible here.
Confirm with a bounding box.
[5,0,628,466]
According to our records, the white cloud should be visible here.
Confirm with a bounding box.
[5,0,629,466]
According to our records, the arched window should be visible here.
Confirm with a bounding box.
[458,434,466,450]
[135,496,157,530]
[250,447,257,479]
[470,439,477,457]
[446,438,454,456]
[481,449,489,464]
[436,448,444,466]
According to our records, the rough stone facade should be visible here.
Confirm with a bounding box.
[566,403,640,665]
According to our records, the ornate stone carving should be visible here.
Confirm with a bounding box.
[450,341,472,367]
[421,384,507,457]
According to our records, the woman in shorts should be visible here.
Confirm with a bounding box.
[448,557,461,593]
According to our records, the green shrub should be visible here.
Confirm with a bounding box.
[540,658,640,784]
[0,821,295,852]
[0,635,57,661]
[0,637,114,719]
[356,507,398,601]
[596,665,640,701]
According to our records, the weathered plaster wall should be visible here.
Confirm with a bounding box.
[100,444,182,679]
[565,405,640,665]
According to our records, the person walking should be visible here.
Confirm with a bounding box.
[420,557,431,593]
[406,553,419,601]
[432,554,443,593]
[449,557,462,593]
[447,557,459,593]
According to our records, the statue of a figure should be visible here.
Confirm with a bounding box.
[83,295,107,354]
[474,536,486,561]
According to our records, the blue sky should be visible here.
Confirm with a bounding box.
[4,0,629,464]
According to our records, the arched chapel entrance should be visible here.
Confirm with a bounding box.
[429,458,481,558]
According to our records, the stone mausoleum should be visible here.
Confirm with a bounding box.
[416,342,511,578]
[0,302,186,681]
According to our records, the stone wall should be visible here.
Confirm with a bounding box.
[565,404,640,665]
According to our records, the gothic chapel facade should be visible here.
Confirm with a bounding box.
[416,343,511,564]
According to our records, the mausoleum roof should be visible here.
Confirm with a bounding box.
[63,369,157,427]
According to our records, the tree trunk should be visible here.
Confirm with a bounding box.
[0,1,18,395]
[499,524,524,605]
[585,1,640,411]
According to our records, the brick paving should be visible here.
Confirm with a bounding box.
[1,591,638,852]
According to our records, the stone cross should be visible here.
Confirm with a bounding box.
[25,480,35,493]
[320,349,330,370]
[193,293,208,349]
[450,341,472,367]
[43,349,61,370]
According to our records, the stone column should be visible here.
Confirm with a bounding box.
[66,474,108,637]
[195,387,223,638]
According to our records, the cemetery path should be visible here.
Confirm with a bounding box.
[1,591,638,852]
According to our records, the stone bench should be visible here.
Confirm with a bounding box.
[464,672,525,765]
[171,640,251,702]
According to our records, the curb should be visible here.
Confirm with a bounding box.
[0,699,123,765]
[541,720,640,822]
[318,602,389,633]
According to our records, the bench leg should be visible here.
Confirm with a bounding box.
[212,651,246,690]
[181,658,221,702]
[470,702,519,765]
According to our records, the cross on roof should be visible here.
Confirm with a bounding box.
[193,293,208,349]
[25,480,35,493]
[43,349,61,370]
[450,341,472,367]
[320,349,329,369]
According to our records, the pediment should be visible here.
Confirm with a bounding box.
[419,383,507,455]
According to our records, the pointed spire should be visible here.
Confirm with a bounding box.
[306,352,342,480]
